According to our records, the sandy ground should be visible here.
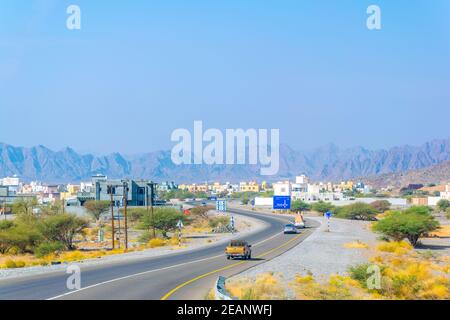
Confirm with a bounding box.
[227,203,378,293]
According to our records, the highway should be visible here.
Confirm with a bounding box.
[0,207,319,300]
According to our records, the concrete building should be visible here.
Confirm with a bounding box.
[89,176,156,207]
[157,181,178,192]
[273,181,291,196]
[239,181,260,193]
[440,184,450,200]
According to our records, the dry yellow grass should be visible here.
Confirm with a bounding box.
[226,273,286,300]
[428,225,450,238]
[224,241,450,300]
[343,241,369,249]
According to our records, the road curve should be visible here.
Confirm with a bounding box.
[0,207,319,300]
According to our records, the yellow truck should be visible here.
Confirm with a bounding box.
[225,240,252,260]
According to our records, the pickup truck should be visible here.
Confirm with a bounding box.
[225,240,252,260]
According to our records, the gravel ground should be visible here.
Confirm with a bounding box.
[229,214,377,285]
[0,211,267,280]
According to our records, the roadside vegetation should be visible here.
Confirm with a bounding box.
[0,199,229,269]
[225,240,449,300]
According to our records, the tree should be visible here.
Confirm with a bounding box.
[0,221,42,254]
[84,200,110,227]
[38,213,89,250]
[373,210,439,247]
[370,200,391,213]
[437,199,450,212]
[335,202,378,220]
[11,198,38,216]
[290,200,311,213]
[311,201,334,214]
[139,207,185,238]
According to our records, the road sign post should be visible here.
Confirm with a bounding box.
[176,219,184,246]
[229,215,235,234]
[325,211,332,232]
[216,199,227,212]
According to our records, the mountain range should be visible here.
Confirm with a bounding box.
[0,138,449,185]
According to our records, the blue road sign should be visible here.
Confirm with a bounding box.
[209,196,217,201]
[216,199,227,212]
[325,211,332,219]
[273,196,291,210]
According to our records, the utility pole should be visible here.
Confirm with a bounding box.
[61,198,65,214]
[151,183,155,238]
[109,186,115,250]
[123,181,128,250]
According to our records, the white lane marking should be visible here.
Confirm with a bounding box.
[47,230,285,300]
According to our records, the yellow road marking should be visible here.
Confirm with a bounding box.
[160,233,303,300]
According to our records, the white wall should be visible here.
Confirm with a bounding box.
[254,197,273,206]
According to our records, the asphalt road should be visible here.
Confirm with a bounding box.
[0,207,319,300]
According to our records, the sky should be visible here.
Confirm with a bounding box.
[1,0,449,155]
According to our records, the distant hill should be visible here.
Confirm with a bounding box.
[363,160,450,189]
[1,138,450,183]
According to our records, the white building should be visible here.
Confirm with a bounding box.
[441,184,450,200]
[273,181,291,196]
[1,176,20,194]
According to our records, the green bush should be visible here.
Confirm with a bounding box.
[125,208,147,222]
[38,213,89,250]
[311,201,334,214]
[370,200,391,213]
[290,200,311,212]
[334,202,378,220]
[437,199,450,212]
[348,263,372,288]
[34,242,65,258]
[137,231,153,244]
[139,207,185,238]
[0,220,14,230]
[208,216,230,228]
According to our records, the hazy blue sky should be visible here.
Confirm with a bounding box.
[1,0,449,154]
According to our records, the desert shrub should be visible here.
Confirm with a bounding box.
[373,210,439,246]
[190,206,214,220]
[0,220,14,231]
[370,200,391,213]
[348,264,372,288]
[37,213,89,250]
[208,216,230,228]
[3,259,26,269]
[311,201,335,214]
[139,207,185,238]
[403,206,432,216]
[226,273,286,300]
[436,199,450,212]
[334,202,378,220]
[148,238,166,248]
[137,231,152,244]
[290,200,311,213]
[377,241,412,254]
[291,274,360,300]
[34,242,65,258]
[126,208,147,222]
[0,224,42,254]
